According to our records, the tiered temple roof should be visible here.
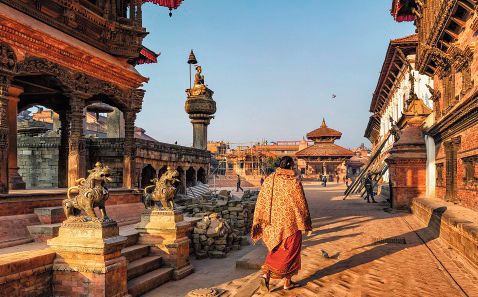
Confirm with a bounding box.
[296,119,353,159]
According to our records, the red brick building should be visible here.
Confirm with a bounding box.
[392,0,478,211]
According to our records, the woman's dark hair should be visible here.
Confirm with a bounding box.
[279,156,294,169]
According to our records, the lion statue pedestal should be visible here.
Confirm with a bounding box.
[47,163,128,297]
[47,219,128,297]
[135,209,194,280]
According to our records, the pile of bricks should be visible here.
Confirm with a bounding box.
[186,190,259,259]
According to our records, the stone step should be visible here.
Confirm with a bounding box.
[34,207,65,224]
[119,228,139,248]
[127,255,163,280]
[127,267,174,297]
[27,223,61,242]
[122,244,149,262]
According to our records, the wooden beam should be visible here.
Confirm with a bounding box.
[445,29,459,40]
[451,16,466,28]
[457,1,475,14]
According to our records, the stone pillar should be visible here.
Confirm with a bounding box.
[185,91,216,151]
[136,210,194,280]
[191,119,210,150]
[68,94,86,187]
[48,220,128,297]
[7,85,25,189]
[106,108,125,138]
[385,116,428,209]
[0,76,9,193]
[123,110,137,188]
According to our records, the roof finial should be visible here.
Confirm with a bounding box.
[321,118,327,128]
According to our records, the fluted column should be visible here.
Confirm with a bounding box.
[68,94,86,187]
[123,110,137,188]
[0,75,9,193]
[7,85,25,189]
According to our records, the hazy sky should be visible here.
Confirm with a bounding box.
[137,1,414,148]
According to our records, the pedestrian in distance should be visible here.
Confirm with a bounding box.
[336,175,340,184]
[252,156,312,292]
[364,173,377,203]
[322,175,327,187]
[236,174,244,192]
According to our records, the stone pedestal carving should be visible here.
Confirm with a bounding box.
[385,116,428,209]
[47,219,128,297]
[136,209,194,280]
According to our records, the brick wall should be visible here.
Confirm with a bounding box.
[17,136,60,189]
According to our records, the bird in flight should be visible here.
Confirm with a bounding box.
[331,94,337,99]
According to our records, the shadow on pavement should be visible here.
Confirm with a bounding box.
[298,207,446,286]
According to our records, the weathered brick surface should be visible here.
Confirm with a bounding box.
[0,214,40,248]
[412,197,478,267]
[0,250,55,297]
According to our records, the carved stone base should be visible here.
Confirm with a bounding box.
[47,218,128,297]
[135,209,193,279]
[8,167,25,190]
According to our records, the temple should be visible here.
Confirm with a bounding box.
[296,119,354,180]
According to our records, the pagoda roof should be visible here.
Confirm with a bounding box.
[296,143,353,158]
[306,119,342,140]
[370,34,417,114]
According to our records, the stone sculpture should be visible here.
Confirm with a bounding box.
[143,167,180,210]
[63,162,112,221]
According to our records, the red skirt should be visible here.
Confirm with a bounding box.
[262,230,302,279]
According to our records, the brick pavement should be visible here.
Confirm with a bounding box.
[226,183,477,297]
[141,182,478,296]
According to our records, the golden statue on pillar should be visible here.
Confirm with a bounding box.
[187,65,213,97]
[142,167,181,210]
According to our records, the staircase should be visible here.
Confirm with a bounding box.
[186,182,210,200]
[122,244,173,296]
[120,228,175,297]
[26,208,178,296]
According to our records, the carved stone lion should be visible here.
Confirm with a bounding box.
[63,162,112,221]
[143,167,181,210]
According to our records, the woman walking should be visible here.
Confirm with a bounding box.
[252,156,312,292]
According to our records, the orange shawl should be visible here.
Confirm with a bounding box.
[251,168,312,251]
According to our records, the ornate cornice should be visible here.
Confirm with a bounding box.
[0,12,147,89]
[426,93,478,142]
[15,57,143,111]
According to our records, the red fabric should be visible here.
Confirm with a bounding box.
[262,230,302,279]
[143,0,183,9]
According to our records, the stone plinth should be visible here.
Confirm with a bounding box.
[47,218,128,297]
[385,117,427,209]
[185,91,216,151]
[135,209,194,280]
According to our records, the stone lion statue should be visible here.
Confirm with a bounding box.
[63,162,112,221]
[143,167,181,210]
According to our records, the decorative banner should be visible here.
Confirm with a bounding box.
[137,47,160,65]
[391,0,416,22]
[142,0,183,9]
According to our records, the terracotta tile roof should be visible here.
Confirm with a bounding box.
[296,143,354,158]
[306,119,342,139]
[255,145,299,151]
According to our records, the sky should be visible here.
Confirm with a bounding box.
[137,0,415,149]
